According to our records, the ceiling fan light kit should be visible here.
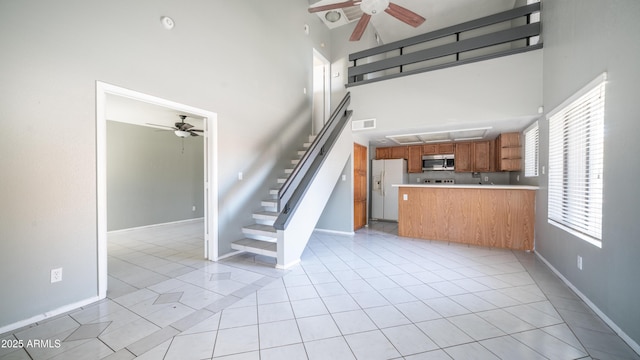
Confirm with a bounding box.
[174,130,191,138]
[325,10,342,22]
[147,115,204,138]
[360,0,389,15]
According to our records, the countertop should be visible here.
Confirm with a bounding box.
[392,184,539,190]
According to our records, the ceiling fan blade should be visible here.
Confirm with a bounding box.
[350,13,371,41]
[146,123,176,130]
[385,2,425,27]
[308,1,360,13]
[190,129,204,132]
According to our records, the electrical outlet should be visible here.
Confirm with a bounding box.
[577,255,583,270]
[51,268,62,283]
[484,176,489,182]
[416,178,421,183]
[192,205,196,212]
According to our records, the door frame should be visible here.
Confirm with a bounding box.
[96,81,218,298]
[312,49,331,135]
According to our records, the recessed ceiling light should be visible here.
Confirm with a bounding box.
[160,16,175,30]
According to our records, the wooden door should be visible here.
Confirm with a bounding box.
[354,143,368,231]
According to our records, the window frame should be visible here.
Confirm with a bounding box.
[547,73,606,248]
[524,121,539,177]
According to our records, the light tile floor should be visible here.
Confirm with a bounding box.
[1,220,639,360]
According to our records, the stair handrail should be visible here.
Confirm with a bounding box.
[275,92,352,230]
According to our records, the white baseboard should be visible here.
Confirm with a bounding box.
[0,295,102,335]
[215,250,242,261]
[107,217,204,234]
[314,228,355,236]
[276,259,301,270]
[536,252,640,355]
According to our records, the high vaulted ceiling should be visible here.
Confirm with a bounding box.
[309,0,516,43]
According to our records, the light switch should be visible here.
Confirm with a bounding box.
[238,172,243,180]
[342,174,346,181]
[403,194,408,201]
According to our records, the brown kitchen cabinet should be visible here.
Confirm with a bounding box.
[390,146,408,159]
[376,146,407,160]
[454,143,472,172]
[423,143,454,155]
[455,141,492,172]
[496,132,522,171]
[407,145,423,173]
[375,147,391,159]
[473,140,491,172]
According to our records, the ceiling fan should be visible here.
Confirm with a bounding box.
[148,115,204,138]
[308,0,426,41]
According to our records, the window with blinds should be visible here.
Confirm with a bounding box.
[548,74,606,248]
[524,121,539,177]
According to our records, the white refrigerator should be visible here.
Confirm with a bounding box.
[371,159,408,221]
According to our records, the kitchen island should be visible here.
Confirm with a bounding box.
[393,184,538,251]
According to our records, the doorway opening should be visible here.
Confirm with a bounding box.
[96,81,218,299]
[312,49,331,135]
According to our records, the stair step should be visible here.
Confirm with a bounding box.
[303,142,312,148]
[242,224,277,239]
[231,238,277,258]
[297,150,306,156]
[284,168,294,175]
[291,159,300,165]
[269,188,280,195]
[309,135,317,142]
[277,177,288,184]
[253,210,278,222]
[261,198,278,208]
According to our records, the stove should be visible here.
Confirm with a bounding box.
[424,179,455,185]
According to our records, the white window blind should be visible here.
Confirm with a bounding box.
[524,121,539,177]
[548,74,606,247]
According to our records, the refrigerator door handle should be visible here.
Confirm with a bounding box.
[381,171,385,196]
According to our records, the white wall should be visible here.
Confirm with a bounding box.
[535,0,640,349]
[0,0,331,329]
[348,49,543,135]
[107,121,204,231]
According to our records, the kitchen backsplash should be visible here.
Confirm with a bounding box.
[408,171,511,185]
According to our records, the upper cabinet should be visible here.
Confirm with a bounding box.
[454,143,472,172]
[407,145,423,173]
[454,141,493,173]
[375,147,391,159]
[496,132,522,171]
[391,146,408,160]
[422,143,454,155]
[376,133,520,173]
[376,146,407,160]
[472,141,492,172]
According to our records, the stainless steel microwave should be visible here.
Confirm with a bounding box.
[422,154,455,171]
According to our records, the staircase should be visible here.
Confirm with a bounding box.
[230,136,316,259]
